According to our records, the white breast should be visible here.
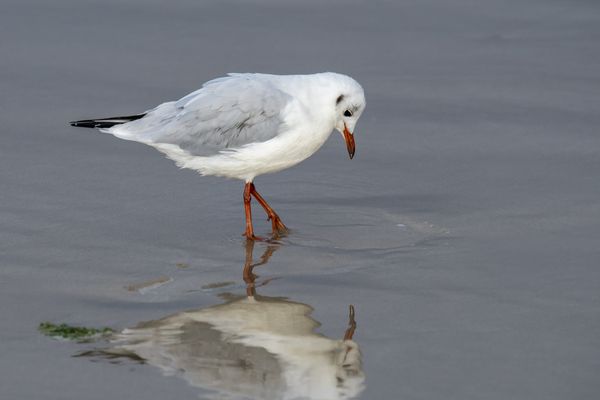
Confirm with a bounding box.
[177,101,334,182]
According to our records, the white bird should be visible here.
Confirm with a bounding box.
[71,72,366,240]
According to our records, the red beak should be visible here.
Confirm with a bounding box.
[343,124,356,159]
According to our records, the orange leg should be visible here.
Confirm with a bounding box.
[249,183,288,236]
[243,183,262,241]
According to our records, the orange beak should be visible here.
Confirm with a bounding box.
[343,124,356,159]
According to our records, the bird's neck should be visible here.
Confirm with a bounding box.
[279,74,338,126]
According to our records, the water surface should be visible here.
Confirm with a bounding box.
[1,1,599,399]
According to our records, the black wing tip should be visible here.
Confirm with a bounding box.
[69,114,146,129]
[69,120,92,128]
[69,119,102,128]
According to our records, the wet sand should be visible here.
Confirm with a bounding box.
[1,1,599,399]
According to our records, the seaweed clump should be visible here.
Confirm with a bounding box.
[38,322,113,342]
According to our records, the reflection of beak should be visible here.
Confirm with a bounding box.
[343,124,356,159]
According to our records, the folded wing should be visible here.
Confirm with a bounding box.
[104,74,291,157]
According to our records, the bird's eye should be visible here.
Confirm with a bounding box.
[343,110,353,117]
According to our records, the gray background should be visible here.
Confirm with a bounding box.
[1,0,599,399]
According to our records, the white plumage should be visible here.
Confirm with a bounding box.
[72,72,366,238]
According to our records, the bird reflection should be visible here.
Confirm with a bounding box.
[81,240,364,400]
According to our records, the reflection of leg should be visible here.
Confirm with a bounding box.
[341,305,358,367]
[255,245,278,267]
[243,239,256,297]
[343,305,357,340]
[249,183,288,236]
[242,239,280,297]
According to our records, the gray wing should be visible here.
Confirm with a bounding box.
[108,74,291,157]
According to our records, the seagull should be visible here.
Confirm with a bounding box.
[70,72,366,240]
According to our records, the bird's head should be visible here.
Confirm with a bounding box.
[331,75,366,159]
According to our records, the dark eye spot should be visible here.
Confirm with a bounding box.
[344,110,353,117]
[336,95,345,105]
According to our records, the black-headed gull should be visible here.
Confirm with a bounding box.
[71,72,366,239]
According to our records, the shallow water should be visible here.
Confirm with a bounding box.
[77,241,364,400]
[1,0,599,399]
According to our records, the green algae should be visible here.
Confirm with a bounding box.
[38,322,113,342]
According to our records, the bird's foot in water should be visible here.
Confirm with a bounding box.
[268,215,288,237]
[243,232,267,242]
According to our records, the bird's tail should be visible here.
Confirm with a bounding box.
[69,113,146,129]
